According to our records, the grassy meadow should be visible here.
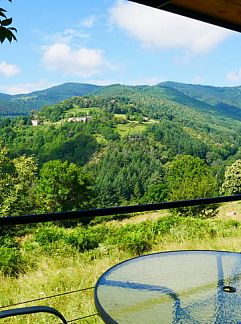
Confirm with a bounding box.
[1,202,241,323]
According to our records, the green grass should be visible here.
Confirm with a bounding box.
[94,134,108,145]
[114,113,126,119]
[1,203,241,323]
[115,122,147,137]
[0,248,129,323]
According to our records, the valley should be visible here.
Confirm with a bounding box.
[1,81,241,322]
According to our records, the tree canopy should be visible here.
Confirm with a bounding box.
[221,160,241,195]
[0,0,16,43]
[0,147,37,216]
[166,155,218,216]
[36,160,94,213]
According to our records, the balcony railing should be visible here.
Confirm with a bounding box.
[0,194,241,226]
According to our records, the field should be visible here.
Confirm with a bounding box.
[115,122,149,137]
[1,202,241,323]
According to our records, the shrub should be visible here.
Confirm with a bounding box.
[67,225,109,252]
[106,223,154,255]
[119,230,153,255]
[35,225,65,245]
[0,237,25,276]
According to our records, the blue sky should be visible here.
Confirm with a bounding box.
[0,0,241,94]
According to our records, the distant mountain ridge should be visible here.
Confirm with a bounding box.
[14,82,101,101]
[160,81,241,108]
[1,81,241,120]
[0,83,102,116]
[160,81,241,120]
[0,93,12,100]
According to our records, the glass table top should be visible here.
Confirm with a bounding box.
[94,250,241,323]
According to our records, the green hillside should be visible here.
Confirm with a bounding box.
[0,93,11,100]
[14,82,101,105]
[1,81,241,120]
[0,99,24,116]
[161,81,241,120]
[34,89,241,159]
[161,81,241,107]
[0,83,102,116]
[0,81,241,210]
[1,88,239,182]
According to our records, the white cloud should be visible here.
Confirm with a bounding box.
[110,1,232,55]
[81,15,97,28]
[192,75,204,84]
[226,68,241,83]
[42,43,113,77]
[128,76,164,85]
[87,79,115,86]
[0,79,53,95]
[45,28,89,45]
[0,61,20,77]
[88,76,164,86]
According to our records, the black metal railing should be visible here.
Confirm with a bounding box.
[0,194,241,226]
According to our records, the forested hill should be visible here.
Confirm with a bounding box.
[1,80,241,212]
[161,81,241,108]
[0,83,102,116]
[161,81,241,120]
[0,93,11,100]
[1,81,241,120]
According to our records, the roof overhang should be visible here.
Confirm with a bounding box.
[129,0,241,33]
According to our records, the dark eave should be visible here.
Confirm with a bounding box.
[129,0,241,33]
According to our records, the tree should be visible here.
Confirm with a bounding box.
[91,140,165,206]
[36,160,94,213]
[166,155,218,217]
[142,171,167,203]
[221,160,241,195]
[0,0,17,43]
[0,147,37,216]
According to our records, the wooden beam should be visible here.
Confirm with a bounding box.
[129,0,241,33]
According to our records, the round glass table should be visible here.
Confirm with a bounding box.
[94,250,241,323]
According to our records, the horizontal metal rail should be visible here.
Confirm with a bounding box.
[0,194,241,226]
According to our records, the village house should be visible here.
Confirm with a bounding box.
[31,119,40,126]
[67,116,92,123]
